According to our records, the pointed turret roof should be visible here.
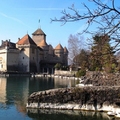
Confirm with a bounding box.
[54,44,63,50]
[38,39,48,47]
[64,47,68,53]
[49,44,53,49]
[32,28,46,36]
[17,34,36,45]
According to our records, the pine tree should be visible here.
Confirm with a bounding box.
[89,34,117,72]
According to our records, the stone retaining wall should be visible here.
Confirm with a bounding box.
[54,70,76,76]
[27,86,120,113]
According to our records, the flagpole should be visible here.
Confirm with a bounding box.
[38,19,41,29]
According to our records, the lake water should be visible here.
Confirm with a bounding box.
[0,76,110,120]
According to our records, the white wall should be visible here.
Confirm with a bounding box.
[0,49,7,71]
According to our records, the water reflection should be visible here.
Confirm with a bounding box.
[6,76,29,105]
[0,76,77,107]
[54,77,77,88]
[29,77,54,93]
[27,109,110,120]
[0,77,7,103]
[0,76,110,120]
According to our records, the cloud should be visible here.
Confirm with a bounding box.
[0,12,31,28]
[18,7,64,11]
[0,12,22,23]
[19,7,87,11]
[74,22,88,34]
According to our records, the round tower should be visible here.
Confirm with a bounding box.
[54,44,64,63]
[38,39,49,60]
[63,47,68,66]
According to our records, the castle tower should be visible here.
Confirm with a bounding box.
[32,28,46,46]
[54,44,64,63]
[38,39,48,60]
[16,34,38,72]
[63,47,68,66]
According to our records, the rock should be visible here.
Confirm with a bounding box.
[27,86,120,112]
[80,71,120,86]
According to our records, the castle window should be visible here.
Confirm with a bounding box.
[23,57,24,59]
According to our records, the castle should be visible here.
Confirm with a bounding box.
[0,28,68,74]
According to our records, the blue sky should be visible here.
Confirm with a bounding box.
[0,0,119,48]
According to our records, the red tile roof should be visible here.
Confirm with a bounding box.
[54,44,63,50]
[64,47,68,53]
[16,34,36,45]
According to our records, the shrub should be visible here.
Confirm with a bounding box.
[76,69,86,77]
[54,63,62,70]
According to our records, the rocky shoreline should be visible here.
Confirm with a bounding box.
[27,71,120,118]
[26,86,120,114]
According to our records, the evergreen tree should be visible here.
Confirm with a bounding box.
[73,49,89,70]
[89,34,117,72]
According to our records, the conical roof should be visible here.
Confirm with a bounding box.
[49,44,53,49]
[32,28,46,36]
[64,47,68,53]
[38,39,48,47]
[54,44,63,50]
[17,34,36,45]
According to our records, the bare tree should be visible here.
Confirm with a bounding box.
[68,34,84,65]
[51,0,120,53]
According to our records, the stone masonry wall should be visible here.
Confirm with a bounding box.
[54,70,76,76]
